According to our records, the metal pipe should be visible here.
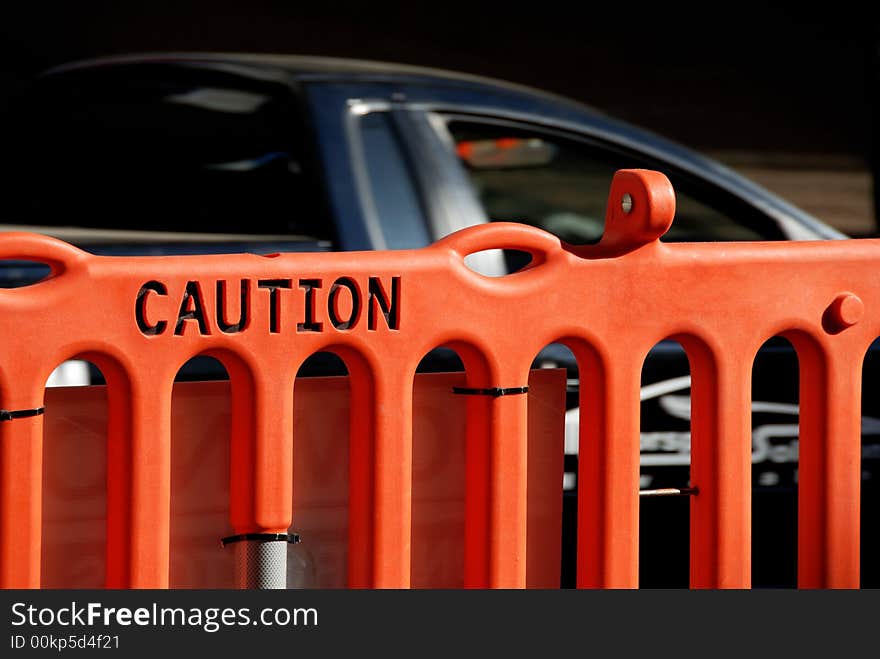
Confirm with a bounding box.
[221,532,300,589]
[639,487,699,498]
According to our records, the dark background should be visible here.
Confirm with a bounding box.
[1,2,877,233]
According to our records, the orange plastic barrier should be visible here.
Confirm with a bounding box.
[0,169,874,589]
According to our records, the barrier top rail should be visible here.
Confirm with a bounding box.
[0,170,875,589]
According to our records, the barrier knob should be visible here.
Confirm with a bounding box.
[598,169,676,254]
[824,293,864,333]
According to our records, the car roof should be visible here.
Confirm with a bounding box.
[47,51,615,129]
[49,52,582,101]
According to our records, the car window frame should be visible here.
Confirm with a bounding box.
[344,102,436,250]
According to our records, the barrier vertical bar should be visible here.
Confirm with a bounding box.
[458,350,530,589]
[578,346,641,588]
[107,376,172,588]
[799,339,862,588]
[0,237,85,589]
[348,359,374,588]
[106,375,132,588]
[0,414,42,587]
[488,385,529,588]
[229,364,294,589]
[464,390,491,588]
[371,368,413,588]
[689,344,753,588]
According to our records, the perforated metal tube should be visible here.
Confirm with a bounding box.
[222,533,299,590]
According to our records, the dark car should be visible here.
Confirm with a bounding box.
[1,53,875,587]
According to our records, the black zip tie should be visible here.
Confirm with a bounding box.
[0,407,44,422]
[220,532,300,548]
[452,386,529,397]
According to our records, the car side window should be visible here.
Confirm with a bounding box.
[445,120,784,244]
[4,67,334,242]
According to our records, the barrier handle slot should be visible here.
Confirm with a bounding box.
[0,232,87,278]
[435,222,562,271]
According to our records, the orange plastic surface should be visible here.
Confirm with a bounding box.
[0,169,873,588]
[37,371,564,588]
